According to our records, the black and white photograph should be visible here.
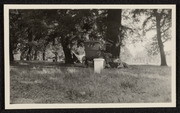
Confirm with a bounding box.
[4,5,176,109]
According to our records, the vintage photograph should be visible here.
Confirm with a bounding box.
[4,5,176,109]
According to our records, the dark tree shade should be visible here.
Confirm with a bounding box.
[106,9,122,58]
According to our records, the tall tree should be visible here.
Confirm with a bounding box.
[9,10,24,62]
[106,9,122,58]
[10,9,133,64]
[10,10,49,61]
[133,9,171,66]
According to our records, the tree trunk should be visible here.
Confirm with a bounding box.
[26,29,33,61]
[61,37,74,64]
[42,50,46,61]
[52,38,58,62]
[62,44,74,64]
[26,47,32,61]
[106,9,122,58]
[53,52,58,62]
[20,50,26,60]
[42,44,48,61]
[155,13,167,66]
[34,50,38,60]
[20,46,29,61]
[119,45,122,62]
[20,52,24,60]
[10,44,14,63]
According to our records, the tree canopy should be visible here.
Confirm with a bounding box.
[10,9,172,66]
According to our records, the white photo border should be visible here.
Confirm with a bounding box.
[4,4,176,109]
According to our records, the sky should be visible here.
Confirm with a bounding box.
[126,40,172,56]
[121,9,172,57]
[125,30,172,56]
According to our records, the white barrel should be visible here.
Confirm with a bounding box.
[93,58,104,73]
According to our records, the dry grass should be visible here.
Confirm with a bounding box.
[10,62,171,104]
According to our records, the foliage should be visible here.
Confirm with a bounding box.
[132,9,172,66]
[10,9,131,62]
[132,9,172,55]
[10,9,171,65]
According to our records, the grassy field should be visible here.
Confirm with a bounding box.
[10,61,171,104]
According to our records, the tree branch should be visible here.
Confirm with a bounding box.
[161,25,171,33]
[162,37,170,43]
[142,15,153,28]
[160,9,165,17]
[144,24,156,32]
[160,17,166,27]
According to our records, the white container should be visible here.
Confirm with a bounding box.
[93,58,104,73]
